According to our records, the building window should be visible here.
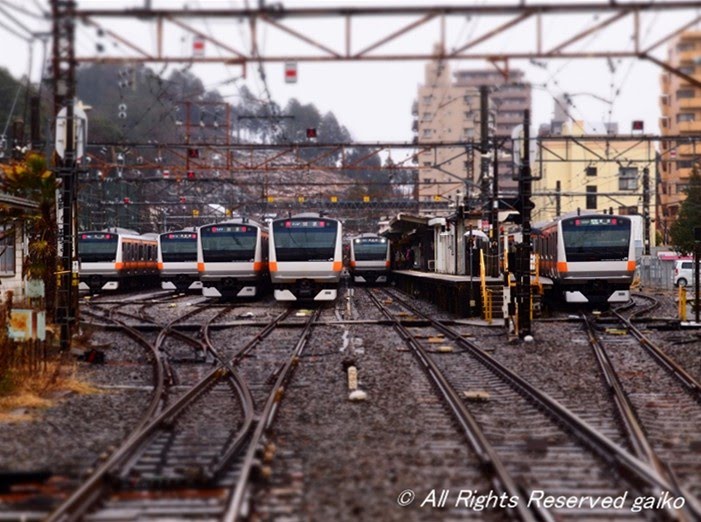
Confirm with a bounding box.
[679,65,695,75]
[422,112,433,121]
[677,113,695,123]
[677,160,694,169]
[423,161,432,167]
[586,166,597,177]
[423,178,433,184]
[676,89,695,99]
[422,95,433,104]
[677,42,694,52]
[0,230,16,275]
[586,186,597,209]
[464,128,475,138]
[422,129,432,138]
[619,167,638,190]
[618,206,638,215]
[676,183,689,194]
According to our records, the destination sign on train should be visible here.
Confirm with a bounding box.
[206,226,255,233]
[573,217,625,226]
[81,233,114,240]
[282,220,331,228]
[166,233,197,239]
[356,238,386,243]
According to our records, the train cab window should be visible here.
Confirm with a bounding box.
[78,233,119,263]
[162,233,198,262]
[273,219,338,262]
[201,225,258,262]
[561,217,631,262]
[353,238,389,261]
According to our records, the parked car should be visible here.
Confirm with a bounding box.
[673,260,696,287]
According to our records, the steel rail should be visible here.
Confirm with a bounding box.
[223,308,321,522]
[47,310,167,522]
[610,310,701,399]
[366,290,547,522]
[381,289,689,500]
[582,314,701,521]
[50,304,290,519]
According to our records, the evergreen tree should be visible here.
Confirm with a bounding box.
[669,166,701,255]
[0,154,57,317]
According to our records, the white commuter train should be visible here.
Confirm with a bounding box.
[269,213,343,301]
[533,213,636,304]
[197,218,268,298]
[349,233,391,284]
[78,230,159,293]
[158,230,201,292]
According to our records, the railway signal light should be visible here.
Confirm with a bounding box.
[187,170,196,179]
[179,196,186,203]
[187,148,200,159]
[306,128,317,139]
[123,197,130,204]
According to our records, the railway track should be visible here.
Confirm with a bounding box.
[583,309,701,507]
[370,287,694,520]
[41,296,323,521]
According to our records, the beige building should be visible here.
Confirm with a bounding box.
[533,121,655,233]
[413,57,532,213]
[414,58,483,211]
[659,31,701,241]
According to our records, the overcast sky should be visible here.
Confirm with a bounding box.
[1,0,699,142]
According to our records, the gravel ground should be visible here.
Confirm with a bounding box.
[0,286,697,520]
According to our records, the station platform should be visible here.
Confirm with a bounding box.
[391,269,504,319]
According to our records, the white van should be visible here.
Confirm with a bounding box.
[673,260,695,287]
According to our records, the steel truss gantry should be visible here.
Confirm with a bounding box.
[72,2,701,87]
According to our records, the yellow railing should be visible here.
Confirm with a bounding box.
[679,286,687,322]
[479,250,492,324]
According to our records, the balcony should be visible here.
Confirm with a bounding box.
[679,97,701,109]
[678,120,701,133]
[677,143,700,156]
[677,50,698,63]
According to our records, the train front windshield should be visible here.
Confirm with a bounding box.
[354,238,388,261]
[273,219,338,262]
[562,217,631,262]
[161,232,197,262]
[78,233,118,262]
[201,225,257,262]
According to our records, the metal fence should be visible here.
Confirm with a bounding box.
[639,256,676,290]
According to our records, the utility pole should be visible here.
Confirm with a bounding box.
[695,227,700,324]
[478,86,492,274]
[642,166,650,256]
[52,0,80,351]
[516,110,533,338]
[491,136,499,276]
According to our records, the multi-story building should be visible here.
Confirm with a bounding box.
[413,57,483,212]
[454,68,531,191]
[659,31,701,243]
[533,120,655,251]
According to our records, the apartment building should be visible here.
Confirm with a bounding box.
[413,59,531,214]
[454,68,531,190]
[413,58,483,211]
[659,31,701,242]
